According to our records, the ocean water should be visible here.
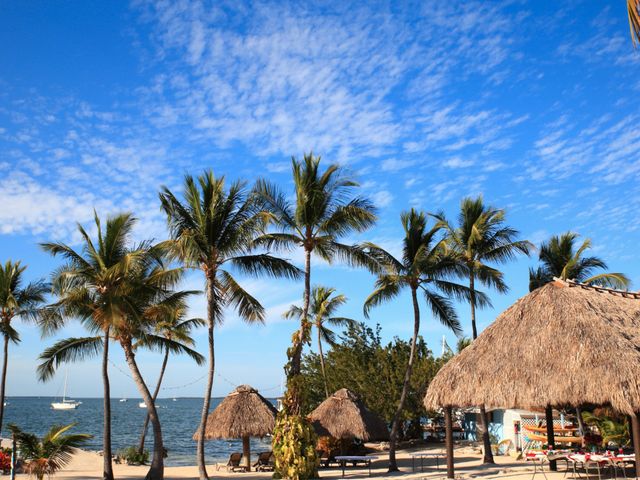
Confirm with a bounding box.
[2,397,275,466]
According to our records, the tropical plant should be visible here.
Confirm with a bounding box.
[39,212,146,480]
[582,411,630,448]
[40,213,197,480]
[159,170,301,480]
[0,261,48,435]
[362,209,472,471]
[629,0,640,47]
[283,286,356,399]
[119,445,150,466]
[302,322,446,433]
[528,232,629,291]
[137,306,205,455]
[435,196,531,464]
[10,423,91,480]
[255,154,376,479]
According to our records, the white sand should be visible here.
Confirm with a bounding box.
[16,444,607,480]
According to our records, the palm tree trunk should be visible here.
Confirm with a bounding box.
[286,247,312,416]
[197,278,216,480]
[469,273,494,464]
[122,342,164,480]
[317,326,329,399]
[388,286,420,472]
[102,328,114,480]
[291,247,311,377]
[139,349,170,455]
[0,334,9,436]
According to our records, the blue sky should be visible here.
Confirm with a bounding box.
[1,0,639,398]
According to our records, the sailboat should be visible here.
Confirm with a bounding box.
[51,370,81,410]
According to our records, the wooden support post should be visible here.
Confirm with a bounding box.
[545,405,557,471]
[632,414,640,479]
[242,436,251,471]
[445,406,454,479]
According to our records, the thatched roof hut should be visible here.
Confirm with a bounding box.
[423,279,640,479]
[309,388,389,441]
[194,384,277,470]
[424,279,640,414]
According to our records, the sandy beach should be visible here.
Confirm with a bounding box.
[17,444,593,480]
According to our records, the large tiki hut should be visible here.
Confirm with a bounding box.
[424,279,640,479]
[194,384,277,471]
[309,388,389,442]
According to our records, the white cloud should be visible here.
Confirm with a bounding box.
[443,157,474,169]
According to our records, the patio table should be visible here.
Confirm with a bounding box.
[410,452,444,472]
[334,455,377,477]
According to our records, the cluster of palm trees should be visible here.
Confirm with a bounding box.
[0,154,630,480]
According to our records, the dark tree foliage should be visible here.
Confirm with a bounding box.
[301,322,446,440]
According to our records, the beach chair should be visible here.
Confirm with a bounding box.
[216,452,247,472]
[498,439,513,456]
[253,451,274,471]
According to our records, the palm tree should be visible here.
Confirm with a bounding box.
[629,0,640,46]
[528,232,629,291]
[10,423,91,480]
[283,286,356,399]
[254,153,377,413]
[362,209,473,472]
[0,261,48,434]
[40,212,146,480]
[435,195,531,464]
[40,240,198,480]
[159,170,301,480]
[137,305,205,455]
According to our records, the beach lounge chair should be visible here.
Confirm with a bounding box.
[253,451,274,471]
[498,439,513,456]
[215,452,247,472]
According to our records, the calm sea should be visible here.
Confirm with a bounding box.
[2,397,275,466]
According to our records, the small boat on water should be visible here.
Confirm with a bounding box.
[138,401,159,408]
[119,398,127,402]
[51,370,81,410]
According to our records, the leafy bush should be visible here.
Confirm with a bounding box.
[302,322,446,439]
[118,446,149,465]
[272,413,318,479]
[0,451,10,473]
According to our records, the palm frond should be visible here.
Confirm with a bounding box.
[219,271,265,324]
[37,336,103,382]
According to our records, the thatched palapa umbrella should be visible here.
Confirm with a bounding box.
[309,388,389,442]
[194,384,277,471]
[424,279,640,479]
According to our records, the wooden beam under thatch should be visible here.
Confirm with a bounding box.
[193,384,277,440]
[424,279,640,415]
[309,388,389,441]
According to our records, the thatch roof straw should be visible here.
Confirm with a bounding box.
[193,384,277,440]
[309,388,389,441]
[424,279,640,415]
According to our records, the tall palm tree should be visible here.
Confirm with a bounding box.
[283,286,355,399]
[10,423,91,480]
[363,209,473,472]
[40,241,198,480]
[137,306,205,455]
[159,170,301,480]
[0,261,48,434]
[254,153,377,413]
[40,212,146,480]
[529,232,630,291]
[629,0,640,46]
[435,196,531,464]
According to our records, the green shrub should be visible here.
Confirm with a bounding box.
[118,446,149,465]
